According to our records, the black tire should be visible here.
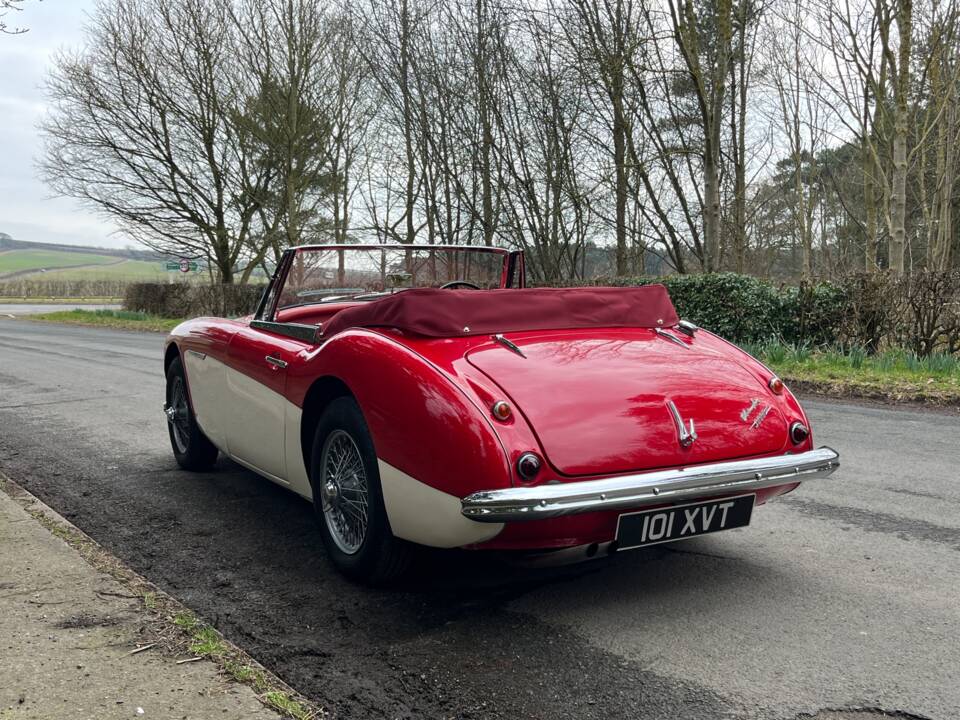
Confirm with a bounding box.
[165,355,219,471]
[311,396,412,584]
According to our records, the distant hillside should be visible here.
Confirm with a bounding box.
[0,232,164,262]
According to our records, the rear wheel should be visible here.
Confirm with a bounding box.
[165,356,218,471]
[311,397,411,584]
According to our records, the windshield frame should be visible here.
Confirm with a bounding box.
[254,244,524,322]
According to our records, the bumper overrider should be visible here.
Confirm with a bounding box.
[461,447,839,523]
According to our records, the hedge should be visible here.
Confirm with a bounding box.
[123,272,960,357]
[574,273,846,346]
[123,282,265,318]
[0,278,129,298]
[579,271,960,357]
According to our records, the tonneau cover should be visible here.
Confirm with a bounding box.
[321,285,679,338]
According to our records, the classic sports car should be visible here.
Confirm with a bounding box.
[163,244,839,582]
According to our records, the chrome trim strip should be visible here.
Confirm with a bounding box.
[492,333,526,358]
[655,327,688,347]
[185,349,207,360]
[461,447,839,522]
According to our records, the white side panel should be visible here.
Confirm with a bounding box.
[378,460,504,548]
[284,401,312,498]
[182,351,229,451]
[224,364,287,481]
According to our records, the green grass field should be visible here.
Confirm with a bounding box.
[39,259,187,281]
[0,248,207,282]
[0,249,122,275]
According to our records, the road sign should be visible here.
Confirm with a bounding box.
[165,259,200,273]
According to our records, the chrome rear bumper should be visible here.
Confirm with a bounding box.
[461,447,839,523]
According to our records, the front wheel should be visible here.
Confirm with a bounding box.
[165,355,219,471]
[311,397,412,584]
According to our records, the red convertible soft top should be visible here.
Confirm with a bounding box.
[321,285,679,338]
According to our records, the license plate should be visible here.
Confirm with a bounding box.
[615,494,755,550]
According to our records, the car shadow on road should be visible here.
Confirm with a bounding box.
[185,457,788,628]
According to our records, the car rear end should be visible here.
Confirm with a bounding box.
[409,323,838,555]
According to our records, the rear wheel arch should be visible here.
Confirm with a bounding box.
[300,376,355,479]
[164,342,181,375]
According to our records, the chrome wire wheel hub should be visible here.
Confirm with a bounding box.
[167,377,190,454]
[320,430,369,555]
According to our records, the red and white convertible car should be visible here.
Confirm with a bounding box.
[163,244,839,582]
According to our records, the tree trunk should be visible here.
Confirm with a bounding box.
[935,100,956,269]
[730,25,747,275]
[476,0,495,246]
[889,108,908,273]
[887,0,912,274]
[400,0,416,244]
[863,140,878,272]
[703,155,721,272]
[613,94,628,276]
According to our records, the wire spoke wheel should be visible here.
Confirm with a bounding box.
[320,429,369,555]
[167,376,191,454]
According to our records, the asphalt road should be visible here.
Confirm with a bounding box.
[0,302,122,316]
[1,318,957,720]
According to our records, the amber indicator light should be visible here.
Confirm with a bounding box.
[491,400,512,422]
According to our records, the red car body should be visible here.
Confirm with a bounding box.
[163,244,838,574]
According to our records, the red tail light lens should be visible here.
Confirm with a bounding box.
[517,452,542,481]
[789,422,810,445]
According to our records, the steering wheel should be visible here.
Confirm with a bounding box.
[440,280,481,290]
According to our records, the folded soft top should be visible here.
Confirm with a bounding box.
[321,285,679,338]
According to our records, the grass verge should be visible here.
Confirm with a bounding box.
[27,308,181,333]
[744,341,960,407]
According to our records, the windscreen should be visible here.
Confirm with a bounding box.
[277,246,509,309]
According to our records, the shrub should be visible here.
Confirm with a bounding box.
[779,281,848,347]
[123,283,264,318]
[892,271,960,357]
[586,272,848,346]
[570,270,959,356]
[837,273,896,353]
[0,278,128,298]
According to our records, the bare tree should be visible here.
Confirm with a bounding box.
[41,0,276,282]
[493,9,597,281]
[727,0,764,273]
[562,0,644,276]
[354,0,431,244]
[232,0,338,262]
[880,0,914,273]
[915,0,960,269]
[667,0,735,271]
[767,0,830,278]
[323,9,375,245]
[1,0,31,35]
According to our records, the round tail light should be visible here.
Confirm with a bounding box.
[769,377,784,394]
[491,400,512,422]
[789,421,810,445]
[517,452,542,481]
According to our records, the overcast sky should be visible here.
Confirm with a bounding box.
[0,0,128,249]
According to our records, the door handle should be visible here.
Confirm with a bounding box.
[265,355,288,369]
